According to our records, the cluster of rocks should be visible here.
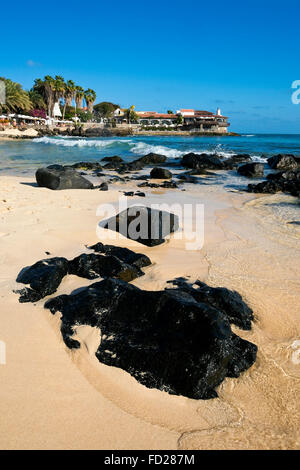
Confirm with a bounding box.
[15,242,152,302]
[247,154,300,196]
[15,240,257,399]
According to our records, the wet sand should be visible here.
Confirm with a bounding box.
[0,175,299,449]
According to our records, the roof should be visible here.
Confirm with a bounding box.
[137,112,177,119]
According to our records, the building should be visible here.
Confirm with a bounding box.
[133,108,229,133]
[176,109,229,133]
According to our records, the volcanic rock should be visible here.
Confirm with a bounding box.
[16,257,69,302]
[237,162,264,177]
[102,205,179,246]
[45,278,257,399]
[36,165,93,190]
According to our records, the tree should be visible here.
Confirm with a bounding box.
[93,101,119,118]
[124,105,139,124]
[53,75,65,107]
[75,86,84,109]
[176,114,183,125]
[84,89,96,114]
[0,78,32,113]
[28,89,46,110]
[63,80,76,119]
[167,110,174,114]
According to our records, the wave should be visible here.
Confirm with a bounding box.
[130,142,188,158]
[242,134,255,137]
[33,136,132,148]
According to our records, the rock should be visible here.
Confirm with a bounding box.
[101,156,124,163]
[70,162,102,171]
[16,257,68,302]
[150,167,172,179]
[45,278,257,399]
[138,181,178,189]
[267,154,299,170]
[103,205,179,246]
[99,182,108,191]
[248,168,300,196]
[230,154,252,162]
[68,253,143,282]
[36,165,94,190]
[181,153,224,170]
[135,153,167,165]
[167,279,254,330]
[237,162,264,177]
[88,242,152,268]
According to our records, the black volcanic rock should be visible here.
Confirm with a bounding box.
[248,168,300,196]
[237,162,264,177]
[135,153,167,164]
[88,242,152,268]
[167,279,254,330]
[70,162,102,170]
[44,278,257,399]
[181,153,224,170]
[68,253,143,282]
[150,167,172,179]
[101,156,124,163]
[36,165,93,190]
[16,257,69,302]
[267,154,299,170]
[99,182,108,191]
[103,205,179,246]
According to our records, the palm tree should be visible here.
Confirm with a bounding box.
[62,80,76,120]
[75,86,84,109]
[84,88,96,114]
[43,75,55,118]
[53,75,65,107]
[28,89,46,110]
[0,78,32,113]
[124,105,139,124]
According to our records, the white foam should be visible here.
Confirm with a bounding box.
[33,136,131,148]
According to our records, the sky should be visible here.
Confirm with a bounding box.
[1,0,300,133]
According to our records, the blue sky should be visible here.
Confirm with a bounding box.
[2,0,300,133]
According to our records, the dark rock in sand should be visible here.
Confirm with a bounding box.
[88,242,152,268]
[68,253,143,282]
[16,257,69,302]
[248,168,300,196]
[70,161,102,171]
[45,278,257,399]
[36,165,94,190]
[103,205,179,246]
[99,182,108,191]
[150,167,172,179]
[237,162,264,177]
[181,153,224,170]
[267,154,299,170]
[137,180,178,189]
[135,153,167,165]
[101,156,124,163]
[167,279,254,330]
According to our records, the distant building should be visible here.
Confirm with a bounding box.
[176,109,229,132]
[132,108,229,133]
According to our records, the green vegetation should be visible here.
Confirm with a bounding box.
[93,101,119,118]
[0,77,32,113]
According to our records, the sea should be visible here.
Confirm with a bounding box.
[1,133,300,175]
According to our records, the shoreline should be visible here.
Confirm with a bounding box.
[0,174,299,449]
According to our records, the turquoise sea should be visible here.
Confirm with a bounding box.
[1,134,300,175]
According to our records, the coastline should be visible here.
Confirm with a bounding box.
[0,174,299,449]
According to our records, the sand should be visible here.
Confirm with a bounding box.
[0,175,299,449]
[0,128,38,139]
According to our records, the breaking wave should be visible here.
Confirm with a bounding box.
[33,136,133,148]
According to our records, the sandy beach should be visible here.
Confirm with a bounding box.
[0,172,299,450]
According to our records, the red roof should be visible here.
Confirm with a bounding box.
[138,113,176,119]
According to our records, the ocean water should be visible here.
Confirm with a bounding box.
[1,133,300,175]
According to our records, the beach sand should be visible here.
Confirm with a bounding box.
[0,175,299,449]
[0,128,38,139]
